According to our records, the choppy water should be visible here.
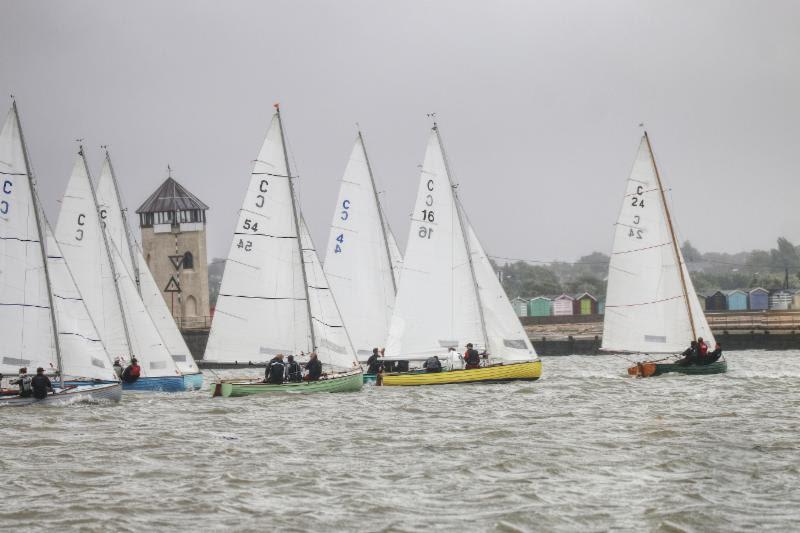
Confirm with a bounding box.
[1,351,799,532]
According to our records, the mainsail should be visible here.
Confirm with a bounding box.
[385,125,536,362]
[0,104,59,375]
[55,150,179,378]
[96,153,199,374]
[205,107,359,372]
[602,134,714,354]
[323,133,400,360]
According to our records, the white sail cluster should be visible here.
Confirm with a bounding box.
[204,111,359,372]
[602,135,714,354]
[383,127,537,362]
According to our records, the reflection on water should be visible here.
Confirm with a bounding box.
[1,351,798,531]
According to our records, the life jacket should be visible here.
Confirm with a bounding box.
[464,349,480,366]
[129,364,141,378]
[698,341,708,356]
[287,362,303,381]
[425,357,442,371]
[267,361,285,384]
[19,375,32,397]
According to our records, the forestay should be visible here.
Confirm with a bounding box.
[44,227,117,381]
[204,113,310,363]
[96,154,198,374]
[301,217,359,371]
[602,135,714,354]
[465,223,537,361]
[384,129,484,360]
[323,135,398,360]
[0,106,57,375]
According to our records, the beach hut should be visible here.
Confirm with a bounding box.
[552,294,574,316]
[527,296,552,317]
[705,291,728,311]
[598,298,605,315]
[724,290,748,311]
[748,288,769,311]
[511,297,529,317]
[769,289,793,310]
[573,292,598,315]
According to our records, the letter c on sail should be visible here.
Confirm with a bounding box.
[2,180,11,194]
[77,213,86,226]
[427,179,434,191]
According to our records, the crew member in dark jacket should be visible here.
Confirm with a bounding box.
[366,348,382,374]
[31,367,53,399]
[464,343,481,369]
[286,355,303,382]
[265,354,286,384]
[676,341,699,366]
[699,343,723,365]
[121,358,142,383]
[304,352,322,381]
[423,356,442,373]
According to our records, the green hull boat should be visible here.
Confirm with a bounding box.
[213,371,363,397]
[653,360,727,376]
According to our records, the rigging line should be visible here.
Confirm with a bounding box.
[233,232,295,239]
[605,295,683,308]
[218,293,307,301]
[0,171,25,176]
[0,236,40,243]
[0,302,50,309]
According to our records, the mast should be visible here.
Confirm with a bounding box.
[433,121,489,351]
[644,131,697,341]
[80,146,135,356]
[13,101,63,377]
[104,149,141,291]
[358,129,398,293]
[275,105,317,351]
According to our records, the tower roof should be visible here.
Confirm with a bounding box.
[136,177,209,214]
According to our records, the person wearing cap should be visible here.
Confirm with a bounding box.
[464,343,481,369]
[30,367,53,400]
[285,354,303,382]
[121,358,142,384]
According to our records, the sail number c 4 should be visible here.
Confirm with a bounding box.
[334,199,350,254]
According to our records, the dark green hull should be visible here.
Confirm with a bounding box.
[653,361,728,376]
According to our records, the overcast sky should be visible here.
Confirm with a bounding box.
[2,0,798,263]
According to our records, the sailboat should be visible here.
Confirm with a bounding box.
[55,148,185,391]
[205,105,362,396]
[95,152,203,390]
[0,102,121,406]
[323,130,402,383]
[602,132,726,377]
[380,121,541,386]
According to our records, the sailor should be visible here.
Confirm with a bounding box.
[11,367,33,398]
[285,355,303,382]
[700,343,723,365]
[676,341,699,366]
[121,358,142,383]
[31,367,53,400]
[366,348,382,374]
[447,347,463,371]
[464,343,481,369]
[113,358,124,379]
[304,352,323,381]
[265,354,286,384]
[423,355,442,373]
[697,337,709,358]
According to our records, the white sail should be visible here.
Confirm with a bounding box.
[44,227,117,381]
[108,237,180,377]
[384,129,484,360]
[323,135,398,360]
[55,154,131,362]
[136,248,199,373]
[602,135,715,353]
[96,154,199,374]
[386,223,403,281]
[0,106,57,375]
[204,113,311,363]
[300,217,359,371]
[465,222,537,361]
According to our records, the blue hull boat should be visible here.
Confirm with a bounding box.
[66,375,187,392]
[182,372,204,390]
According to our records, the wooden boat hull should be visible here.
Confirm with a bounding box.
[380,360,542,386]
[0,382,122,407]
[213,371,363,397]
[628,360,728,377]
[182,372,204,390]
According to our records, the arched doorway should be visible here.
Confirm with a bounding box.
[184,295,198,317]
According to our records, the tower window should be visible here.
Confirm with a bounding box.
[183,251,194,270]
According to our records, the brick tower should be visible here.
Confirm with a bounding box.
[137,172,210,327]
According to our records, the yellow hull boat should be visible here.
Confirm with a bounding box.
[380,360,541,386]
